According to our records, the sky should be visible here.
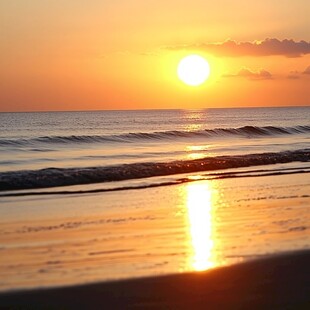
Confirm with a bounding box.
[0,0,309,111]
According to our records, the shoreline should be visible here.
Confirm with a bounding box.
[1,250,309,309]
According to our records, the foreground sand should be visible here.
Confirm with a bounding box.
[1,171,310,308]
[1,250,309,309]
[1,173,310,292]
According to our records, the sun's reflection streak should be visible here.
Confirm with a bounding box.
[186,181,216,271]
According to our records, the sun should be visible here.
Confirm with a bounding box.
[177,55,210,86]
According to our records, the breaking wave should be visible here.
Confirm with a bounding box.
[0,149,309,191]
[1,125,310,146]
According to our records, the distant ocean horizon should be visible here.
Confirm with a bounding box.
[1,106,309,194]
[1,105,309,114]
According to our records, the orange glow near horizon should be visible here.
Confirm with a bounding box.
[0,1,309,111]
[186,182,216,271]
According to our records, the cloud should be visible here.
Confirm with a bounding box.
[168,38,310,58]
[286,67,310,79]
[223,68,273,80]
[302,66,310,74]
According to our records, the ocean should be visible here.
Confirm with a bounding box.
[0,107,310,291]
[0,107,309,192]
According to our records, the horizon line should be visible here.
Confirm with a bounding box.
[0,104,309,114]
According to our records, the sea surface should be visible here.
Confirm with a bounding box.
[0,107,309,193]
[0,107,310,292]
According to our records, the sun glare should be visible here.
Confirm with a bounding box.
[177,55,210,86]
[186,182,215,271]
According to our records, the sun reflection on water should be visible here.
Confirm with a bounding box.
[186,182,216,271]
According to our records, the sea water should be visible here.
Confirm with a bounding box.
[0,107,309,192]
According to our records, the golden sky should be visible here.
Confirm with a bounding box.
[1,0,309,111]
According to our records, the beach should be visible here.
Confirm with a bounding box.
[1,250,310,309]
[1,171,310,307]
[2,0,310,307]
[0,108,309,307]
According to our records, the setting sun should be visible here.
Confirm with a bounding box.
[177,55,211,86]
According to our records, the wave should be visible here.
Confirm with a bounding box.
[2,166,310,198]
[1,125,310,146]
[0,149,309,191]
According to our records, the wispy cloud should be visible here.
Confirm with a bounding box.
[167,38,310,58]
[286,66,310,79]
[223,68,273,80]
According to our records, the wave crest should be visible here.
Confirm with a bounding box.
[1,125,309,146]
[0,149,309,191]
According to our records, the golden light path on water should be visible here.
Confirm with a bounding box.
[186,181,216,271]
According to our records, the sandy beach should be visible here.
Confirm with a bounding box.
[1,170,310,308]
[1,250,310,309]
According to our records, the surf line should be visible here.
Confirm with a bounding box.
[1,169,309,198]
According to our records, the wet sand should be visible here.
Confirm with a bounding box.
[1,250,310,309]
[0,171,310,308]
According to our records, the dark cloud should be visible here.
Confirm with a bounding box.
[223,68,273,80]
[168,38,310,58]
[302,66,310,74]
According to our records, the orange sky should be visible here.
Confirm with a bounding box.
[0,0,309,111]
